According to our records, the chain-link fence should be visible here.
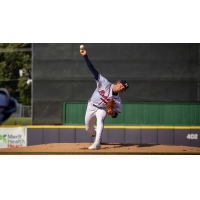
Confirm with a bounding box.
[22,106,31,118]
[12,104,31,118]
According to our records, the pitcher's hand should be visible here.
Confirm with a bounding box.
[80,49,87,56]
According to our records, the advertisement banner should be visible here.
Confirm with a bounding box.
[0,127,27,148]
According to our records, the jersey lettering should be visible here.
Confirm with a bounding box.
[100,97,108,104]
[98,90,109,105]
[98,90,108,100]
[90,74,121,113]
[98,90,105,96]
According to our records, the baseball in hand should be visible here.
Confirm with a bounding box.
[80,45,84,50]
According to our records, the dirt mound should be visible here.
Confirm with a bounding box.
[0,143,200,154]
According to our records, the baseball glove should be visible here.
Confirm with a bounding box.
[106,98,116,116]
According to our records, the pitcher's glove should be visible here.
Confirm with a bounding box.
[106,98,116,116]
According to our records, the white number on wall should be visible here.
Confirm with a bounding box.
[187,134,198,140]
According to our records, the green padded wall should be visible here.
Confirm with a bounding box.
[63,102,200,126]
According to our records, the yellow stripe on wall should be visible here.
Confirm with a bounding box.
[174,127,191,129]
[25,125,200,129]
[27,126,60,128]
[191,127,200,129]
[27,126,85,128]
[0,125,23,127]
[155,126,174,129]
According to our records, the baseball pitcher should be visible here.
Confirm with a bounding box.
[80,46,129,150]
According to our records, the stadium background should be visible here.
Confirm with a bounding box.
[32,43,200,125]
[1,44,200,148]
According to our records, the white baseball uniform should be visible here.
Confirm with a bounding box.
[85,74,122,142]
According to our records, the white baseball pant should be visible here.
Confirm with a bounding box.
[85,102,107,142]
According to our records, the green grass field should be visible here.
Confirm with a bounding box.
[2,117,31,125]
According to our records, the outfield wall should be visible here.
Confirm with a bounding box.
[0,125,199,148]
[63,102,200,125]
[27,126,200,148]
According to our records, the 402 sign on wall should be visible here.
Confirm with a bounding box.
[187,134,198,140]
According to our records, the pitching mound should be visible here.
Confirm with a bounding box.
[0,143,200,154]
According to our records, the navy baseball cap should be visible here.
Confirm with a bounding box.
[120,80,129,91]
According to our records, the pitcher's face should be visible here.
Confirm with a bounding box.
[116,82,126,93]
